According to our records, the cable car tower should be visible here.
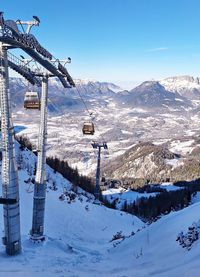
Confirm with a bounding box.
[30,62,74,241]
[0,14,42,254]
[0,46,22,255]
[30,73,48,241]
[92,142,108,199]
[0,12,75,254]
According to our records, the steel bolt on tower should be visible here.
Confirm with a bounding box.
[0,44,21,255]
[30,75,48,240]
[92,142,108,199]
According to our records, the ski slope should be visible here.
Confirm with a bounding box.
[108,202,200,277]
[0,144,200,276]
[0,144,143,276]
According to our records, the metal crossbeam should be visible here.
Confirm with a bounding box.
[7,52,41,86]
[0,52,41,86]
[0,15,75,88]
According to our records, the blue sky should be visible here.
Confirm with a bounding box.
[2,0,200,88]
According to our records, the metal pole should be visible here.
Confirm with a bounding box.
[0,43,21,255]
[30,75,48,240]
[95,146,101,199]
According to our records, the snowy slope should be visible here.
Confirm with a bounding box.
[103,188,158,209]
[105,202,200,277]
[102,184,183,209]
[0,143,200,276]
[0,143,143,276]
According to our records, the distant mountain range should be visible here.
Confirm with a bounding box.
[9,77,122,113]
[119,80,191,109]
[10,75,200,113]
[160,76,200,100]
[12,74,200,178]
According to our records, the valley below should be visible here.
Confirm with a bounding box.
[12,75,200,185]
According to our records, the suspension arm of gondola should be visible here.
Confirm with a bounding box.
[0,51,42,86]
[0,21,74,88]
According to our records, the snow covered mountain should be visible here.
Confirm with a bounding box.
[103,142,180,183]
[102,135,200,184]
[10,75,200,114]
[160,75,200,100]
[9,77,122,113]
[110,201,200,277]
[121,80,191,109]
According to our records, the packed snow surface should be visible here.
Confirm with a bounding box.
[0,144,200,276]
[0,144,143,276]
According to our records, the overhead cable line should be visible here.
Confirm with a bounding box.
[75,85,93,118]
[74,84,110,156]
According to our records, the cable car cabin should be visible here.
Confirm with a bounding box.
[24,92,40,110]
[82,122,95,135]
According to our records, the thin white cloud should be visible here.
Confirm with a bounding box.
[146,47,168,52]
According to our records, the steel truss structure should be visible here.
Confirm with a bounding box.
[0,12,75,255]
[92,142,108,199]
[0,45,21,255]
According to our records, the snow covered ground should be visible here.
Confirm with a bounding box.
[102,188,158,208]
[159,182,184,191]
[169,140,195,155]
[0,144,144,276]
[107,202,200,277]
[102,184,183,209]
[0,142,199,275]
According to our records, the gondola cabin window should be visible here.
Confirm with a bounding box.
[24,91,40,110]
[82,122,95,135]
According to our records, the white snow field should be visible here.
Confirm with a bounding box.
[102,188,158,209]
[0,144,143,276]
[108,202,200,277]
[0,144,200,276]
[102,184,183,209]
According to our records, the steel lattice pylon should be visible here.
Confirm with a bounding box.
[0,44,21,255]
[30,76,48,240]
[0,13,75,252]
